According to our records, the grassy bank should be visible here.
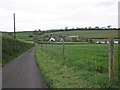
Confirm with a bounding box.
[2,34,34,66]
[35,44,118,88]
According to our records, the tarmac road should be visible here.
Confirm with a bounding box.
[2,48,47,88]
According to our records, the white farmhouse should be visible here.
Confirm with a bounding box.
[49,38,55,42]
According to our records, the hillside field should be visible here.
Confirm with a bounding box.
[15,30,119,43]
[45,30,119,39]
[16,31,33,41]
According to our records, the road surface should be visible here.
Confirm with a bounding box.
[2,48,47,88]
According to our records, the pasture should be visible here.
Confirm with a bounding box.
[35,43,119,88]
[45,30,119,39]
[16,31,33,41]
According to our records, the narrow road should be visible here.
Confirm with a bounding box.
[2,48,47,88]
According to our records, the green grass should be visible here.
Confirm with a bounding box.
[35,46,91,88]
[45,30,119,39]
[35,44,119,88]
[2,33,34,66]
[16,31,33,41]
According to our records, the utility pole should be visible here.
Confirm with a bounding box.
[13,13,16,39]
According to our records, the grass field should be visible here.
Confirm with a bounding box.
[16,31,33,41]
[2,33,34,66]
[35,43,119,88]
[16,30,119,42]
[45,30,119,39]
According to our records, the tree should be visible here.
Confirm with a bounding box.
[107,25,112,29]
[95,26,99,29]
[38,29,41,32]
[76,27,79,29]
[72,28,74,30]
[88,26,92,29]
[65,26,68,30]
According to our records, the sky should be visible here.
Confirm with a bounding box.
[0,0,119,32]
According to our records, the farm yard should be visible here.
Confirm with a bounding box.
[34,30,119,88]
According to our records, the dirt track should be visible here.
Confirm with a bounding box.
[2,48,47,88]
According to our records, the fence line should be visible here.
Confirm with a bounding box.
[37,38,119,86]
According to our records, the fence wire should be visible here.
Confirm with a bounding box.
[38,40,119,88]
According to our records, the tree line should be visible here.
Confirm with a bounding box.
[33,26,120,34]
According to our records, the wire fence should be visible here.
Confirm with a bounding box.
[36,38,119,88]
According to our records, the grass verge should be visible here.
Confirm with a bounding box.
[35,46,103,88]
[35,46,91,88]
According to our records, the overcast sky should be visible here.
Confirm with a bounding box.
[0,0,119,32]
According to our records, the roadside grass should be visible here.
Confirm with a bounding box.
[35,46,94,88]
[35,44,118,88]
[2,33,34,66]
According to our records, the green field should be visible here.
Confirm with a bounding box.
[16,31,33,41]
[45,30,119,39]
[35,43,119,88]
[2,33,34,66]
[16,30,119,42]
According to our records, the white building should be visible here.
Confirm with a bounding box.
[49,38,55,42]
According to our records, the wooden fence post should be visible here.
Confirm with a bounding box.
[62,38,65,60]
[51,41,53,59]
[108,38,114,82]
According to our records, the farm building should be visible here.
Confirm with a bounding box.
[114,41,119,44]
[48,35,81,42]
[49,37,56,42]
[95,41,119,44]
[65,35,80,42]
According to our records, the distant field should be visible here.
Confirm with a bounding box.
[35,44,118,88]
[16,30,119,42]
[16,31,33,41]
[45,30,119,39]
[2,33,34,66]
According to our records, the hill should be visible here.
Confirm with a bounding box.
[45,30,119,39]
